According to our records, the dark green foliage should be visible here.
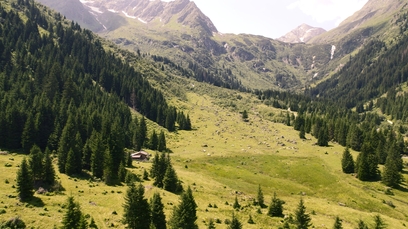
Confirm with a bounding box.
[169,186,198,229]
[341,147,354,174]
[123,183,151,229]
[242,110,248,121]
[233,196,240,210]
[0,2,184,185]
[16,158,34,201]
[227,213,242,229]
[356,143,379,181]
[21,113,36,154]
[247,215,254,224]
[150,192,166,229]
[90,131,105,179]
[373,215,386,229]
[42,148,55,186]
[177,111,192,130]
[135,117,147,151]
[207,219,216,229]
[0,216,26,228]
[118,162,127,183]
[158,131,167,152]
[151,153,180,191]
[143,169,149,180]
[150,130,159,151]
[332,216,343,229]
[267,192,284,218]
[299,125,306,139]
[61,196,86,229]
[286,112,291,126]
[295,198,312,229]
[29,145,43,182]
[256,185,264,207]
[103,148,114,185]
[382,149,402,187]
[347,125,363,151]
[357,220,369,229]
[317,123,329,147]
[58,112,78,174]
[89,217,98,228]
[163,163,181,193]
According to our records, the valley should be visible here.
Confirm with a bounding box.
[1,0,408,228]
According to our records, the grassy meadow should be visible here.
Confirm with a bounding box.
[1,83,408,229]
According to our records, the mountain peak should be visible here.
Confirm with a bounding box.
[76,0,217,35]
[277,23,326,43]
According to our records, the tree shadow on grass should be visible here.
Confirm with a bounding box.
[26,196,45,207]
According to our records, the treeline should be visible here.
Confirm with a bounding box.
[0,0,189,183]
[256,88,406,188]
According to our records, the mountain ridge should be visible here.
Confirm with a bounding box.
[277,23,326,43]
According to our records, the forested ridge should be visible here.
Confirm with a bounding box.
[0,0,191,183]
[307,11,408,109]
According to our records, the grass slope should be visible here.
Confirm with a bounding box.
[1,83,408,228]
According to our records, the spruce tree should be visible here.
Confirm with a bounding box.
[332,216,343,229]
[341,147,354,174]
[90,131,104,178]
[123,183,151,229]
[233,195,241,210]
[150,192,166,229]
[357,220,368,229]
[295,198,312,229]
[58,112,77,173]
[29,144,43,182]
[228,213,242,229]
[135,117,147,151]
[163,163,180,193]
[169,186,198,229]
[16,158,34,201]
[382,151,402,187]
[373,215,386,229]
[103,148,114,185]
[61,196,86,229]
[267,192,284,217]
[158,131,166,152]
[150,130,159,151]
[21,113,36,154]
[42,148,55,186]
[256,184,265,207]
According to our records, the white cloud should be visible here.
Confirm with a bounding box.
[288,0,368,25]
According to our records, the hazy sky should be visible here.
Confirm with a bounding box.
[173,0,369,38]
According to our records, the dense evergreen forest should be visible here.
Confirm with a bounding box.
[0,0,191,183]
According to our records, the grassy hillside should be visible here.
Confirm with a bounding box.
[2,81,408,228]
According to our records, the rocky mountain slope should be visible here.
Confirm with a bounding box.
[35,0,408,91]
[277,23,326,43]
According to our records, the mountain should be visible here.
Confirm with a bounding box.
[34,0,408,92]
[277,24,326,43]
[82,0,217,35]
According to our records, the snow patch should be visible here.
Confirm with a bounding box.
[88,6,103,14]
[122,11,136,19]
[138,18,147,24]
[108,9,118,13]
[79,0,94,3]
[331,45,336,60]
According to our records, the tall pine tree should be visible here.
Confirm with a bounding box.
[123,183,151,229]
[295,198,312,229]
[16,158,34,201]
[169,186,198,229]
[150,192,166,229]
[341,147,354,174]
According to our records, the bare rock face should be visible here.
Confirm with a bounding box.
[82,0,217,35]
[277,24,326,43]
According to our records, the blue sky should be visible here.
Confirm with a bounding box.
[183,0,368,38]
